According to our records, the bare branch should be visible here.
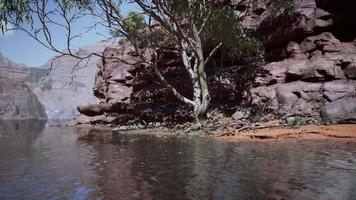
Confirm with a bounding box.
[204,42,223,66]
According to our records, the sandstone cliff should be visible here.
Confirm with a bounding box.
[0,78,46,120]
[33,38,119,119]
[0,54,47,120]
[77,0,356,126]
[247,0,356,124]
[0,53,46,86]
[0,38,117,120]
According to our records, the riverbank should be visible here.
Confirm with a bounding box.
[217,124,356,141]
[76,122,356,142]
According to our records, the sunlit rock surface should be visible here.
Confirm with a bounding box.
[77,0,356,125]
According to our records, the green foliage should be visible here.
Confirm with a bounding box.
[113,11,147,45]
[0,0,32,34]
[209,0,293,62]
[125,11,146,32]
[118,38,128,45]
[161,1,265,62]
[248,107,264,123]
[56,0,92,10]
[111,11,146,40]
[0,0,92,35]
[202,3,263,62]
[38,74,53,91]
[226,35,264,63]
[148,30,165,45]
[291,116,304,129]
[1,0,293,61]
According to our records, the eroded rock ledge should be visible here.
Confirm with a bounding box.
[76,0,356,127]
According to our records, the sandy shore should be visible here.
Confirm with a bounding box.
[218,124,356,141]
[74,122,356,142]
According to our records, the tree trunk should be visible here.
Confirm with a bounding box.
[198,63,211,117]
[191,61,210,121]
[193,28,211,121]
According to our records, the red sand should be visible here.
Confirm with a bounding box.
[218,124,356,141]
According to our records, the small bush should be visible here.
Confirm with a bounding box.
[291,116,304,128]
[38,74,53,91]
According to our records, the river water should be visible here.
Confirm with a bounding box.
[0,120,355,200]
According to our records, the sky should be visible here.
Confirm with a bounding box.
[0,1,138,68]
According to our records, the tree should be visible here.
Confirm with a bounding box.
[0,0,103,70]
[0,0,293,122]
[111,11,147,40]
[88,0,264,121]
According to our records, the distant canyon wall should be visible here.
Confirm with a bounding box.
[0,39,119,120]
[33,39,121,120]
[0,78,46,120]
[0,53,47,120]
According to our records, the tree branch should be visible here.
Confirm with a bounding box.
[204,42,222,66]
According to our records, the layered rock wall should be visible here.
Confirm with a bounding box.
[248,0,356,124]
[77,0,356,126]
[251,32,356,124]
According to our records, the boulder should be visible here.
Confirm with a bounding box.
[323,80,356,102]
[94,45,139,103]
[258,0,317,48]
[321,97,356,124]
[232,108,251,121]
[77,104,110,117]
[77,102,128,117]
[343,63,356,79]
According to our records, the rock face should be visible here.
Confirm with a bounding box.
[251,32,356,124]
[78,0,356,126]
[0,54,46,120]
[0,79,46,120]
[93,45,139,103]
[0,53,46,87]
[0,53,27,68]
[33,39,119,119]
[87,44,194,124]
[246,0,356,124]
[321,97,356,124]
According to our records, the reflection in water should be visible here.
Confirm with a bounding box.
[0,121,355,200]
[0,120,98,200]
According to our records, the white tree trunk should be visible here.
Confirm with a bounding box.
[192,62,210,120]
